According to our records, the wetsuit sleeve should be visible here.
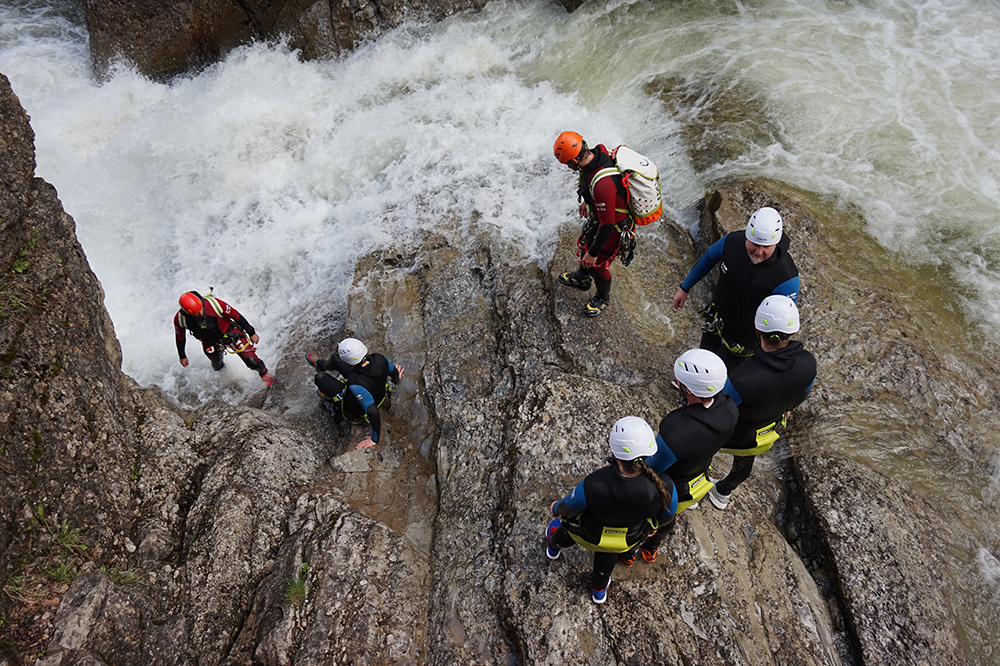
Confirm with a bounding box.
[325,356,355,378]
[680,237,726,292]
[173,312,187,358]
[787,376,816,412]
[772,276,800,302]
[646,434,679,472]
[349,384,380,443]
[722,378,743,405]
[388,360,402,384]
[552,480,588,517]
[659,483,679,518]
[234,314,256,337]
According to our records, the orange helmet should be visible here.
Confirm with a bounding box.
[553,131,585,164]
[178,292,203,315]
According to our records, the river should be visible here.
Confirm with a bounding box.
[2,0,999,661]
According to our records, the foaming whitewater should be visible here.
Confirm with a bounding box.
[1,1,694,406]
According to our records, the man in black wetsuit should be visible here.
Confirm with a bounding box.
[708,295,817,510]
[672,207,800,372]
[306,337,404,450]
[642,349,738,562]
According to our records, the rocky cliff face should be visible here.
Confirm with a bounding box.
[83,0,493,80]
[0,70,983,665]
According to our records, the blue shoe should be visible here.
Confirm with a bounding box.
[592,582,609,604]
[545,518,561,560]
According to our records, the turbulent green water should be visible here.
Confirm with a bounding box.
[3,0,1000,660]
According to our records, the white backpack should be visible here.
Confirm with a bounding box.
[588,145,663,225]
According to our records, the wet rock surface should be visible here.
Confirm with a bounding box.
[0,72,985,664]
[83,0,492,79]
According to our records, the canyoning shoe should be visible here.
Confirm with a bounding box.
[617,552,635,567]
[305,353,320,368]
[261,370,275,387]
[708,484,731,510]
[211,359,226,371]
[592,582,609,604]
[640,547,658,563]
[558,270,592,291]
[545,518,562,560]
[584,297,609,317]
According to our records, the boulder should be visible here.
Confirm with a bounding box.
[83,0,492,80]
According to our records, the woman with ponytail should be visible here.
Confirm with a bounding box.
[545,416,678,604]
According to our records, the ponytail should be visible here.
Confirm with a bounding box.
[620,458,670,512]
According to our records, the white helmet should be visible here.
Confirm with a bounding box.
[338,338,368,365]
[674,349,727,398]
[755,295,800,334]
[745,207,783,246]
[608,416,656,461]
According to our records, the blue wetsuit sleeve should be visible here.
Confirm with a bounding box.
[659,484,679,518]
[553,480,588,517]
[349,384,379,441]
[772,276,800,302]
[722,378,743,406]
[680,237,726,292]
[646,434,679,472]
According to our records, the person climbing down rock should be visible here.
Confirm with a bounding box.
[174,290,274,386]
[306,337,404,450]
[545,416,677,603]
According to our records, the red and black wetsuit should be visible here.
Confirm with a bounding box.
[578,144,629,299]
[173,291,267,375]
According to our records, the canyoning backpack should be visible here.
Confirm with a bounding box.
[588,145,663,226]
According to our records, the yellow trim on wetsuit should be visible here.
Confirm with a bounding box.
[676,473,714,513]
[720,417,785,457]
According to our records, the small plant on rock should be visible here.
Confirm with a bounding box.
[285,562,310,609]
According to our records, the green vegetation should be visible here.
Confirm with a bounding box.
[284,563,310,608]
[0,226,48,323]
[2,505,90,597]
[10,228,40,274]
[100,564,142,586]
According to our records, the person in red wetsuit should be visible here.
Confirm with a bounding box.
[553,131,631,317]
[173,291,274,386]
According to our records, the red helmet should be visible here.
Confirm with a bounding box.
[553,131,584,164]
[178,292,203,315]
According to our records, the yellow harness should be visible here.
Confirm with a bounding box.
[719,415,787,457]
[565,516,660,554]
[675,473,715,513]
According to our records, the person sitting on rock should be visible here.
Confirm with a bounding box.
[708,295,817,510]
[306,337,404,450]
[641,349,738,562]
[545,416,677,604]
[552,130,630,318]
[672,206,799,372]
[174,290,274,386]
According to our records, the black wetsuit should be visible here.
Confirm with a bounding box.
[643,394,739,548]
[549,463,677,591]
[313,353,401,443]
[716,340,817,496]
[681,231,799,371]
